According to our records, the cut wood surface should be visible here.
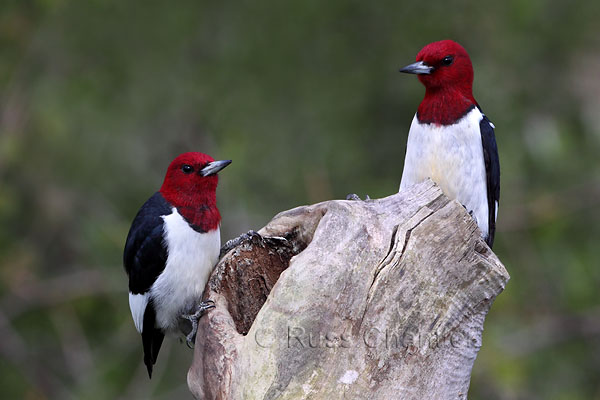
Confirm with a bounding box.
[188,180,509,400]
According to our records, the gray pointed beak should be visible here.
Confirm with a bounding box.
[200,159,232,176]
[399,61,434,75]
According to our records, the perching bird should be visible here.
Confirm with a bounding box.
[399,40,500,247]
[123,152,231,378]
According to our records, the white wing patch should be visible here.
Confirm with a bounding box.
[128,292,148,333]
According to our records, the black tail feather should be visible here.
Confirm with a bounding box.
[141,301,164,379]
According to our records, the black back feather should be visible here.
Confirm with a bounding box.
[479,113,500,247]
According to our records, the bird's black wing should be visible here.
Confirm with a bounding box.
[123,192,171,294]
[123,191,171,378]
[479,114,500,248]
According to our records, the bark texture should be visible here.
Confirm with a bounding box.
[188,180,509,400]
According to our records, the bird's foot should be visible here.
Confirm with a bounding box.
[220,230,262,257]
[181,300,215,348]
[346,193,371,201]
[461,204,475,217]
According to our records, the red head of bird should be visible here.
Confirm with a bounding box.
[159,152,231,232]
[400,40,478,125]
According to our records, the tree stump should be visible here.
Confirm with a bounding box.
[188,180,509,400]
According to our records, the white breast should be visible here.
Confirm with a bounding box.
[150,208,220,333]
[399,108,489,238]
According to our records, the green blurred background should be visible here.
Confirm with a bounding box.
[1,1,599,399]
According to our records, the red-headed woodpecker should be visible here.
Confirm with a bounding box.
[399,40,500,247]
[123,152,231,378]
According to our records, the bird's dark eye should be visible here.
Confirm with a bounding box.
[181,164,194,174]
[441,56,454,66]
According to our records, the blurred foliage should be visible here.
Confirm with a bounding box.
[1,0,599,399]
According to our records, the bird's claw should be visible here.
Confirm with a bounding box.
[243,230,262,241]
[182,300,215,348]
[220,230,262,257]
[346,193,371,201]
[461,204,475,217]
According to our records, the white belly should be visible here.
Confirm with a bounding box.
[399,108,489,238]
[151,209,220,332]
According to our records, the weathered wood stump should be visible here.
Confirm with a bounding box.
[188,180,509,399]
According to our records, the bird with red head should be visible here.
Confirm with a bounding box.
[399,40,500,247]
[124,152,231,378]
